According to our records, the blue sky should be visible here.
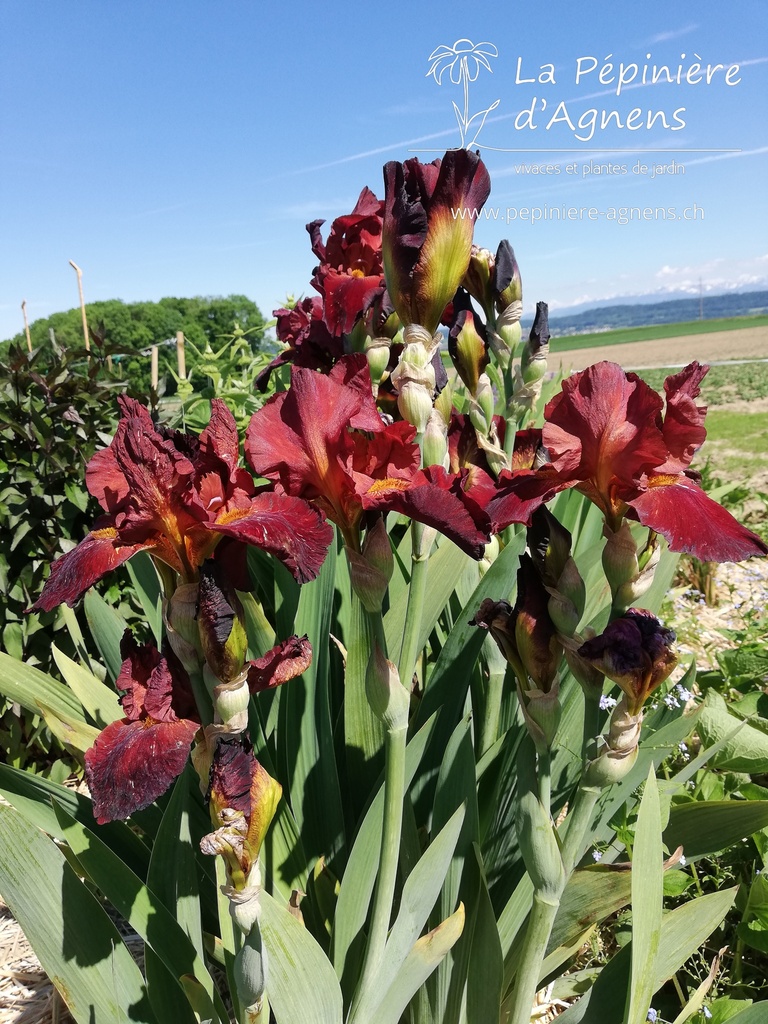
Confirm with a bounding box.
[1,0,766,341]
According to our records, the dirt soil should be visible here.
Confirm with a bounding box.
[554,325,768,372]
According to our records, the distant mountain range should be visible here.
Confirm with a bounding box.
[523,290,768,336]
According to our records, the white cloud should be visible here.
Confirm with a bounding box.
[653,254,768,293]
[543,254,768,312]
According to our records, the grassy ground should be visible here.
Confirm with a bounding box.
[636,361,768,405]
[702,410,768,485]
[550,315,768,352]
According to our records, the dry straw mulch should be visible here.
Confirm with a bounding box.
[0,898,73,1024]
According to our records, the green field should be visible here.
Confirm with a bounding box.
[635,363,768,500]
[635,361,768,405]
[550,314,768,352]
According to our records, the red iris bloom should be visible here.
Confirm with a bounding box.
[84,632,200,824]
[85,630,311,824]
[245,355,491,558]
[382,149,491,334]
[32,397,332,612]
[489,361,767,562]
[308,186,386,337]
[255,296,345,391]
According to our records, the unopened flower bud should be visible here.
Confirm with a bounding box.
[207,667,251,735]
[478,535,500,576]
[197,561,248,684]
[528,506,573,587]
[547,557,585,637]
[602,521,640,594]
[476,374,495,429]
[462,245,495,317]
[165,582,203,674]
[578,609,677,715]
[521,302,550,384]
[493,241,522,311]
[434,379,454,423]
[346,547,390,612]
[366,645,410,732]
[516,738,565,896]
[614,533,662,609]
[365,338,391,390]
[522,681,562,751]
[234,919,268,1016]
[448,292,489,394]
[423,408,449,469]
[514,554,562,692]
[397,381,434,433]
[362,518,394,581]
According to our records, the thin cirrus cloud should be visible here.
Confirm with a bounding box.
[646,24,700,45]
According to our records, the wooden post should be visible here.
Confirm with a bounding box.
[68,261,90,353]
[21,300,32,353]
[151,345,159,390]
[176,330,186,379]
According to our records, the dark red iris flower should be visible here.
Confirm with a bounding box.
[488,361,768,562]
[308,186,386,336]
[382,150,492,334]
[255,296,345,391]
[578,608,677,715]
[32,397,332,612]
[245,354,491,557]
[85,630,311,824]
[85,632,200,824]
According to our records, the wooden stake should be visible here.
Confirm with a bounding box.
[68,260,90,354]
[151,345,159,390]
[176,330,186,379]
[21,300,32,353]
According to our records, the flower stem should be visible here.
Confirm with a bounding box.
[504,892,560,1024]
[397,525,430,690]
[538,747,552,817]
[560,784,602,874]
[188,665,213,727]
[582,687,602,766]
[348,722,408,1023]
[505,782,601,1023]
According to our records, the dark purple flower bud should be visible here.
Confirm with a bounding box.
[578,609,677,715]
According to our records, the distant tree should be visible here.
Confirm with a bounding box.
[2,295,267,356]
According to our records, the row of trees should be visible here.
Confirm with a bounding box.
[3,294,268,356]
